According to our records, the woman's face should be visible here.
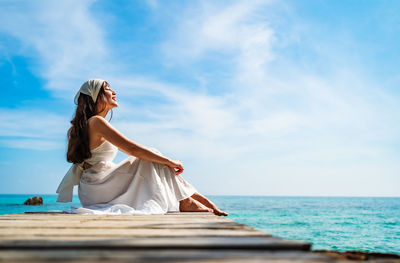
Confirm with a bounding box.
[102,81,118,109]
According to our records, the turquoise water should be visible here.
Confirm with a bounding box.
[1,195,399,254]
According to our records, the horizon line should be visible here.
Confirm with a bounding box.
[1,193,399,198]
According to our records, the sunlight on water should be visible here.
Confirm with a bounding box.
[211,196,400,254]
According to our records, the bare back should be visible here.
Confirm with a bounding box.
[88,116,105,151]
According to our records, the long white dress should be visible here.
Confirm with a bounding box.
[56,140,197,214]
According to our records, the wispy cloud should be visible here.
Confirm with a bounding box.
[0,109,69,150]
[0,0,112,99]
[123,1,399,195]
[0,0,111,149]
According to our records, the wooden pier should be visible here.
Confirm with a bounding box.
[0,212,398,262]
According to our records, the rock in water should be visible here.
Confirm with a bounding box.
[24,196,43,205]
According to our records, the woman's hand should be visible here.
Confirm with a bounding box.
[168,159,184,175]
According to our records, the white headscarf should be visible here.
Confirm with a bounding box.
[74,79,105,104]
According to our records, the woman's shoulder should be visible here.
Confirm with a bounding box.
[88,116,111,136]
[88,115,109,126]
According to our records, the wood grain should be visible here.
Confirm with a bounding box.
[1,212,395,262]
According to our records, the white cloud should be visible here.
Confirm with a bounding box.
[0,109,68,138]
[0,0,112,99]
[0,0,112,150]
[0,138,64,151]
[0,109,69,150]
[161,0,276,91]
[142,1,400,195]
[146,0,159,9]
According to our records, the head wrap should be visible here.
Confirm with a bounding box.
[74,79,105,105]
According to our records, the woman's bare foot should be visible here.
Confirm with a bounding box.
[212,208,228,216]
[179,197,213,213]
[191,193,228,216]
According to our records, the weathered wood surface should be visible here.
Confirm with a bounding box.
[0,212,398,262]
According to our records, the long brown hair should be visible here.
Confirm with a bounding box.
[66,85,112,164]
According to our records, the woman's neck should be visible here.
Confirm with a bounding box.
[96,109,109,118]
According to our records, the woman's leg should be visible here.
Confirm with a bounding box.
[179,197,213,212]
[191,192,228,216]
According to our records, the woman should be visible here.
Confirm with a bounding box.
[56,79,227,216]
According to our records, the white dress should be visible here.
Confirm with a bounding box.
[56,140,197,214]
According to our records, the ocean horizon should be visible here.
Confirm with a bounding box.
[1,195,399,255]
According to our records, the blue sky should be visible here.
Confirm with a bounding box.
[0,0,399,196]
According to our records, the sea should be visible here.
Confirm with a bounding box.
[1,195,399,255]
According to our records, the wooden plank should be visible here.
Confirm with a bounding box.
[0,214,222,220]
[0,236,310,250]
[0,228,268,238]
[0,249,339,263]
[0,222,253,230]
[0,215,255,231]
[0,214,240,222]
[1,211,214,217]
[0,217,231,224]
[0,213,270,238]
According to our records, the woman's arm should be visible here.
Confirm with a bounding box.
[88,116,183,175]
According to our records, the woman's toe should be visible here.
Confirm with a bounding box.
[214,209,228,216]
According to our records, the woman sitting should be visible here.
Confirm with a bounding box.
[56,79,227,216]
